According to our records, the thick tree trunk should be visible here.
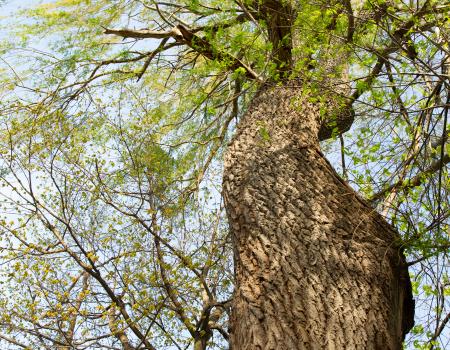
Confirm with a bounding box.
[223,82,414,349]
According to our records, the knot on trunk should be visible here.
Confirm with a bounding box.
[318,105,355,141]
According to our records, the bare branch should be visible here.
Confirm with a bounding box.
[103,26,181,39]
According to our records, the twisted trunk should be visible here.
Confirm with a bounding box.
[223,82,414,349]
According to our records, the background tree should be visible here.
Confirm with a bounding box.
[0,0,449,349]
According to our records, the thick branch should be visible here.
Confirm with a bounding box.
[430,311,450,345]
[370,153,450,202]
[108,305,136,350]
[104,24,262,82]
[0,334,29,349]
[62,272,89,349]
[103,27,179,39]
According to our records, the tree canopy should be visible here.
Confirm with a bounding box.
[0,0,449,349]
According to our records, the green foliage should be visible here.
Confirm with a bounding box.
[0,0,449,349]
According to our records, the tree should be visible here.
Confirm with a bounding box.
[0,0,449,349]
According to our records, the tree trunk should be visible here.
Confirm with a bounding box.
[223,81,414,349]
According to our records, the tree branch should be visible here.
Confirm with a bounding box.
[108,305,136,350]
[103,24,263,82]
[103,26,180,39]
[430,311,450,345]
[370,153,450,202]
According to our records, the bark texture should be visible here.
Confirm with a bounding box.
[223,82,414,349]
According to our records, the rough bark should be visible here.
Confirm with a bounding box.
[223,81,414,349]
